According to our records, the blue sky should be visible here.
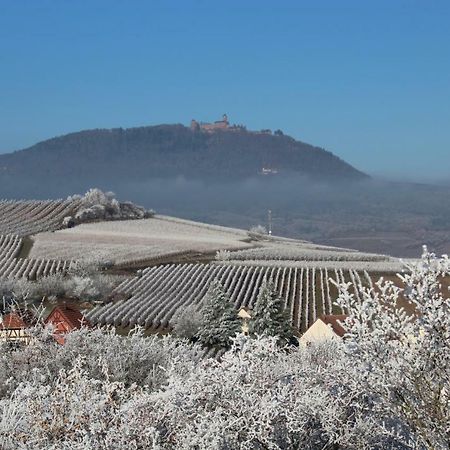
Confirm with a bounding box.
[1,0,449,180]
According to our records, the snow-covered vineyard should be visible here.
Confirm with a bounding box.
[0,200,78,280]
[0,234,73,280]
[1,192,407,333]
[0,199,78,236]
[0,191,151,280]
[87,263,373,333]
[28,215,252,265]
[219,244,391,262]
[1,193,448,450]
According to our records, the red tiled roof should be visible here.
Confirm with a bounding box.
[320,315,348,337]
[0,313,28,330]
[45,305,91,330]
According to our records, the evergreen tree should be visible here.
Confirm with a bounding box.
[251,279,292,343]
[196,279,241,349]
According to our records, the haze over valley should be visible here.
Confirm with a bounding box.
[1,119,449,258]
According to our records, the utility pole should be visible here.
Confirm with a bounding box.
[268,209,272,236]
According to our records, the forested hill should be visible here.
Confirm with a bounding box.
[0,125,367,183]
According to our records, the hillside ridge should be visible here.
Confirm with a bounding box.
[0,123,368,183]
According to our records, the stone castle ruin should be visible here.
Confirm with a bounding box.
[190,114,230,132]
[190,114,274,136]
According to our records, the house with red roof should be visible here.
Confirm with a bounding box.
[45,304,91,344]
[299,314,348,345]
[0,311,35,345]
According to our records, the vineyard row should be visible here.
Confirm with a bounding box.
[0,234,73,280]
[87,263,374,333]
[0,200,78,236]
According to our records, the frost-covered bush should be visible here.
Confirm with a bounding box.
[0,328,202,449]
[0,334,411,449]
[215,249,231,261]
[336,246,450,450]
[61,262,120,302]
[172,303,203,340]
[1,264,120,306]
[135,336,411,449]
[0,327,202,400]
[32,274,67,299]
[0,278,43,303]
[64,274,117,302]
[0,248,448,449]
[66,188,154,225]
[0,357,140,450]
[1,275,67,305]
[248,224,268,240]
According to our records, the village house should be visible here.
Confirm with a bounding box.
[299,314,347,345]
[0,311,35,345]
[237,307,252,334]
[45,304,91,345]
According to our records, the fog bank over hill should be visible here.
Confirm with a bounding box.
[1,172,449,258]
[120,177,450,258]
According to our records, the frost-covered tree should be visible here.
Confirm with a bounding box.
[172,303,203,340]
[0,267,117,307]
[336,246,450,450]
[121,336,409,449]
[196,279,241,349]
[249,224,267,235]
[1,247,448,449]
[0,334,409,450]
[66,188,153,225]
[62,262,118,302]
[251,278,292,343]
[0,326,428,448]
[0,326,202,400]
[215,249,231,261]
[248,224,268,241]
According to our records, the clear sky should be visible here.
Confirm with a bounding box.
[1,0,449,181]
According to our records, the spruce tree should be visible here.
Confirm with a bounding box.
[251,279,292,343]
[196,279,241,349]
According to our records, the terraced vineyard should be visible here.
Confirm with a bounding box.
[0,200,79,280]
[29,216,253,266]
[220,243,391,262]
[0,196,398,322]
[0,199,78,236]
[87,263,374,333]
[0,234,73,280]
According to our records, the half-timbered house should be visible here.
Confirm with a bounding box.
[0,311,35,345]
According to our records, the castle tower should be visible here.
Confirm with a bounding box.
[190,119,199,131]
[222,114,228,124]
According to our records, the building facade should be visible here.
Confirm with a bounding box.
[191,114,230,132]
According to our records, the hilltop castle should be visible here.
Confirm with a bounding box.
[190,115,274,136]
[191,114,231,132]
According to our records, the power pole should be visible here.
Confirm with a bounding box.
[268,209,272,236]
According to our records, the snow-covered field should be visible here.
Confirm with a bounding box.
[220,242,392,262]
[29,216,254,265]
[29,214,405,271]
[215,242,403,272]
[218,259,405,273]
